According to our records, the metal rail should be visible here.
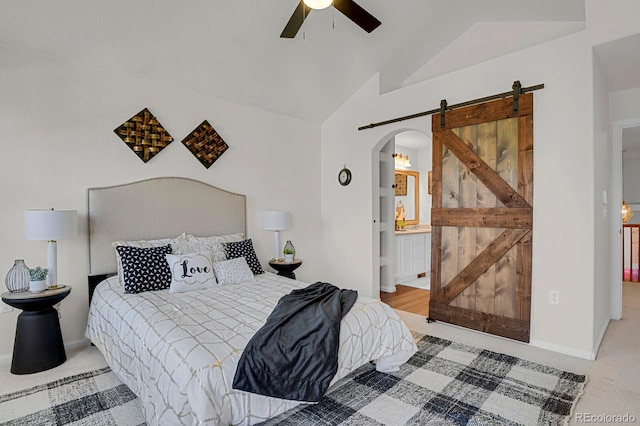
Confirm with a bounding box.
[357,81,544,131]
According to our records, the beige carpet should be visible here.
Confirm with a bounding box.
[398,282,640,424]
[0,345,108,395]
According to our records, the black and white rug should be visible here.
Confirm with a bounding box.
[259,335,588,425]
[0,367,145,426]
[0,335,587,426]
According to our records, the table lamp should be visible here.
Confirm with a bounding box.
[263,211,291,261]
[25,209,77,289]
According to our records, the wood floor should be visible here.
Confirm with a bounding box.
[380,285,430,317]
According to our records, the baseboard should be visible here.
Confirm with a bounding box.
[398,276,430,290]
[529,338,596,360]
[592,317,611,359]
[380,284,396,293]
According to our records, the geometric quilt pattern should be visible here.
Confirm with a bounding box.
[85,273,417,425]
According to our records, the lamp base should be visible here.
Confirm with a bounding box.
[46,240,58,290]
[272,230,281,262]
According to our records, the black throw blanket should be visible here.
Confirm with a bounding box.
[232,282,358,402]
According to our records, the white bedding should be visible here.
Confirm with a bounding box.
[85,272,417,425]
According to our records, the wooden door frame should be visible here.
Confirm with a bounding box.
[429,94,534,342]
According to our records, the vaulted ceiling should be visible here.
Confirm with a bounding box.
[0,0,586,123]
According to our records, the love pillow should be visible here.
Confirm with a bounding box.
[166,252,217,293]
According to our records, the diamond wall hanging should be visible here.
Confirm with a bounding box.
[181,120,229,169]
[114,108,173,163]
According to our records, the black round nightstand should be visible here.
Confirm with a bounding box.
[1,286,71,375]
[268,259,303,280]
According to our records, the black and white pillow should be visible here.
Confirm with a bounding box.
[166,252,217,293]
[116,244,172,294]
[213,257,256,285]
[112,234,190,287]
[223,239,264,275]
[182,233,245,262]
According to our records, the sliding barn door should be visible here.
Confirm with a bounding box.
[429,94,533,342]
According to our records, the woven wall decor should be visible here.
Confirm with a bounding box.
[395,173,407,196]
[114,108,173,163]
[181,120,229,169]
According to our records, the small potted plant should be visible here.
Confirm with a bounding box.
[28,267,48,293]
[283,240,295,263]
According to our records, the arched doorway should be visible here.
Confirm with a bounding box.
[372,129,431,316]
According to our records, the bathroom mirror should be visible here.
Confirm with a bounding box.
[394,169,419,225]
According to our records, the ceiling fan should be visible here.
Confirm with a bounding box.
[280,0,381,39]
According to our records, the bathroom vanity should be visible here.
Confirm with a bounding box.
[395,226,431,289]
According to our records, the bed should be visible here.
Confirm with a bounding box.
[85,177,417,425]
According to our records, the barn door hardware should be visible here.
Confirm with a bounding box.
[512,80,523,114]
[358,80,544,131]
[439,99,448,129]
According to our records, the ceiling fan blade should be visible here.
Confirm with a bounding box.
[280,1,311,38]
[333,0,381,33]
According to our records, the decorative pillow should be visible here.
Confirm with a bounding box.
[116,245,173,294]
[112,234,191,286]
[182,233,245,262]
[166,252,217,293]
[223,239,264,275]
[213,257,255,285]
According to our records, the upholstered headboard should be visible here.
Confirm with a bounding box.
[88,177,246,278]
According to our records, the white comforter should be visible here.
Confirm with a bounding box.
[85,273,417,425]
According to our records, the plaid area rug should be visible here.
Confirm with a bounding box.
[259,335,588,425]
[0,367,145,426]
[0,335,587,426]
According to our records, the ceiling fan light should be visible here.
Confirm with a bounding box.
[303,0,333,10]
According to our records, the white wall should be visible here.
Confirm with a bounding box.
[611,88,640,222]
[322,1,640,358]
[611,88,640,122]
[591,40,612,354]
[623,152,640,205]
[588,1,640,347]
[0,45,322,359]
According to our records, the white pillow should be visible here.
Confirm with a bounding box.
[213,257,255,285]
[112,234,191,287]
[182,233,245,262]
[166,252,217,294]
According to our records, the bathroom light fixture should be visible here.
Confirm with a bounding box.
[263,211,291,260]
[303,0,333,9]
[393,153,411,169]
[25,209,77,289]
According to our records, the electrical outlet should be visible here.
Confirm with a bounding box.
[0,302,13,313]
[549,290,559,305]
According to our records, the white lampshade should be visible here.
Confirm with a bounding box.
[263,211,291,231]
[304,0,332,9]
[25,209,77,290]
[25,209,77,240]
